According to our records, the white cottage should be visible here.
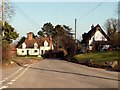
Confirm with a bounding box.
[16,32,54,56]
[81,24,110,51]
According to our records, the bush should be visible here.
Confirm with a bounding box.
[42,50,65,58]
[2,41,12,64]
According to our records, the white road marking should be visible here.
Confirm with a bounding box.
[11,80,16,82]
[7,82,13,85]
[0,86,8,89]
[14,65,30,81]
[0,65,30,89]
[7,67,24,78]
[0,65,27,83]
[0,64,30,90]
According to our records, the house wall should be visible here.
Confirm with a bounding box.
[17,46,51,56]
[17,48,39,55]
[89,30,107,45]
[40,46,51,55]
[17,34,54,56]
[88,30,108,50]
[94,30,107,41]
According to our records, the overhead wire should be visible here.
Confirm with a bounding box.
[12,2,40,31]
[77,0,106,21]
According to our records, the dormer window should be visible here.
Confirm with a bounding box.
[22,43,26,49]
[44,40,48,47]
[34,42,38,48]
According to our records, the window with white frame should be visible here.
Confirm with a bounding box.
[34,43,38,48]
[22,43,26,49]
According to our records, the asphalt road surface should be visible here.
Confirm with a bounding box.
[1,59,119,89]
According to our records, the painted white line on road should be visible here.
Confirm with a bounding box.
[7,82,13,85]
[5,65,30,88]
[0,64,29,89]
[24,64,28,66]
[0,65,27,83]
[8,67,24,78]
[0,64,30,89]
[0,86,8,89]
[14,65,30,81]
[11,80,16,82]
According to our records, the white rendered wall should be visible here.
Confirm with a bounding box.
[94,30,107,41]
[40,46,51,54]
[89,30,107,45]
[17,48,39,55]
[17,48,27,55]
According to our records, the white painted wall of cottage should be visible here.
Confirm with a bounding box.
[89,30,107,45]
[17,48,39,55]
[94,30,107,41]
[88,30,108,50]
[17,41,52,56]
[40,46,51,55]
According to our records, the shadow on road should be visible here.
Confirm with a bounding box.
[13,60,119,82]
[20,65,119,82]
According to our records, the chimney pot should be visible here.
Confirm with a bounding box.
[91,24,94,29]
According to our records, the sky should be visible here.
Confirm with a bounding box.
[9,0,119,40]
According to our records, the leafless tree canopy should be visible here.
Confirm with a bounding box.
[104,18,118,36]
[104,18,120,48]
[0,0,15,22]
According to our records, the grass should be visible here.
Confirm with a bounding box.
[74,51,120,65]
[2,56,43,68]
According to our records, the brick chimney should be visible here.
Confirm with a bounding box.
[27,32,33,40]
[91,24,94,29]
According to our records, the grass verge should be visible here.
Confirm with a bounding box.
[63,50,120,71]
[2,56,43,68]
[74,51,120,65]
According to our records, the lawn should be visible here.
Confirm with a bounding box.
[74,51,120,65]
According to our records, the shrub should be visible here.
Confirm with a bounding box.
[42,50,65,58]
[2,41,12,64]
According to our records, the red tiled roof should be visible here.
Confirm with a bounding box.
[18,37,51,48]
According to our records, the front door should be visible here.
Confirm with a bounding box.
[27,50,29,55]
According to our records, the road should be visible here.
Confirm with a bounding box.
[1,59,119,89]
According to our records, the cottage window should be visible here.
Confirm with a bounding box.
[22,43,26,49]
[44,40,48,47]
[34,50,37,53]
[34,43,38,48]
[22,50,24,53]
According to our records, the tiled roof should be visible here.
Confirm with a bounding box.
[18,37,51,48]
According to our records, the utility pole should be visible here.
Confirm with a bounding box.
[75,18,77,40]
[2,0,5,37]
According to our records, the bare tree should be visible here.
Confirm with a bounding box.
[118,2,120,32]
[1,0,15,37]
[104,18,118,36]
[104,18,120,49]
